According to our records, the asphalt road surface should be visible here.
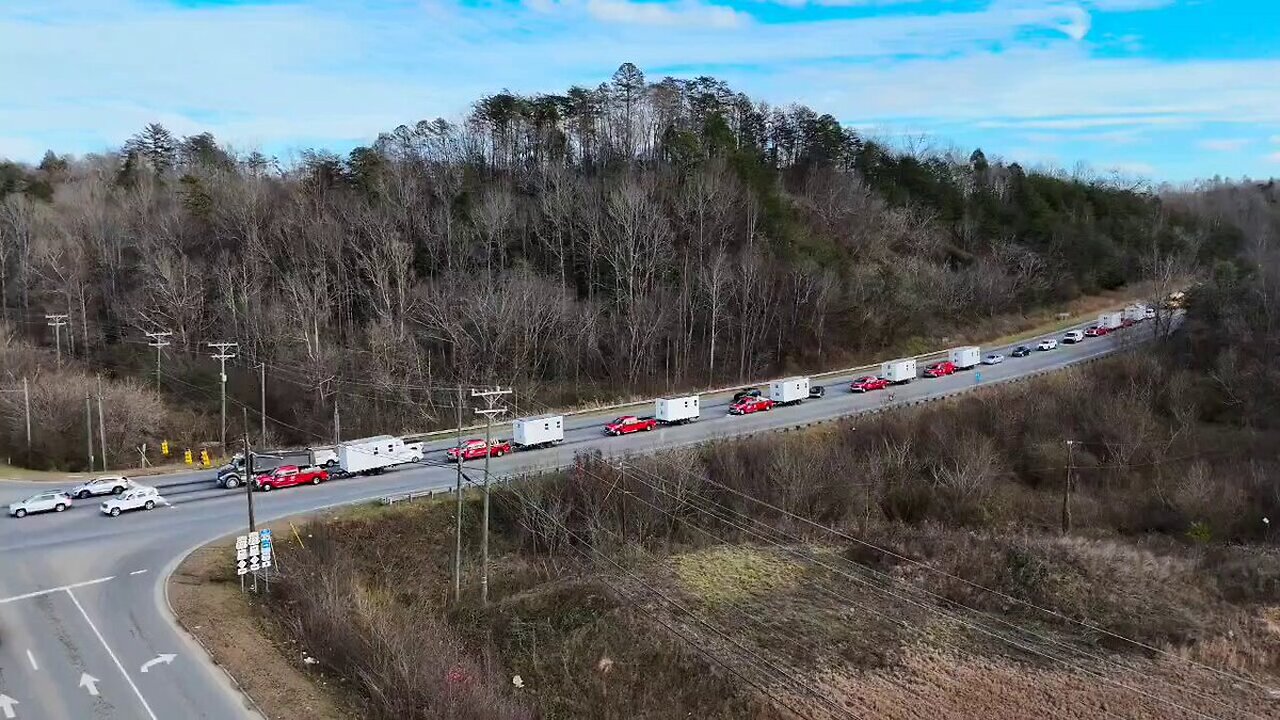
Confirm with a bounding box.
[0,322,1162,719]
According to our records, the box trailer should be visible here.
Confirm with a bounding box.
[880,358,917,384]
[1098,312,1123,331]
[768,377,810,406]
[512,415,564,449]
[948,346,981,370]
[1123,304,1147,323]
[655,396,700,425]
[338,435,414,475]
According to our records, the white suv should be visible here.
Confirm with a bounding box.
[70,475,132,499]
[9,491,73,518]
[1037,338,1058,351]
[1062,330,1085,344]
[101,486,167,517]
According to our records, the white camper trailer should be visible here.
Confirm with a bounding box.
[655,396,700,425]
[512,415,565,449]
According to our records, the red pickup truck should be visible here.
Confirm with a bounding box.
[446,439,512,461]
[604,415,657,436]
[924,361,957,378]
[729,396,774,415]
[254,465,328,492]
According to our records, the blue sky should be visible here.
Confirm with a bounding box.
[2,0,1278,182]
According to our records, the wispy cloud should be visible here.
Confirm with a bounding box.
[1267,152,1280,164]
[585,0,750,28]
[1198,138,1252,152]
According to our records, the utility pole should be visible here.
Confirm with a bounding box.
[144,330,172,391]
[22,377,31,452]
[243,433,257,533]
[96,374,107,471]
[46,314,69,367]
[207,341,238,454]
[254,362,266,447]
[453,385,465,604]
[472,387,511,606]
[1061,440,1076,535]
[84,392,94,471]
[333,400,340,445]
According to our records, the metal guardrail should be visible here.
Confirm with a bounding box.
[379,489,441,505]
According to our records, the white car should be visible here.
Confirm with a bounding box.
[1037,338,1058,351]
[70,475,132,500]
[100,486,167,517]
[1144,307,1157,319]
[983,353,1005,365]
[9,491,73,518]
[1063,330,1085,344]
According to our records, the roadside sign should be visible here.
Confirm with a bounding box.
[236,548,248,561]
[235,535,248,549]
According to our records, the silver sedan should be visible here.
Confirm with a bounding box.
[983,353,1005,365]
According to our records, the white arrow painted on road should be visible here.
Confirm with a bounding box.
[139,654,175,673]
[79,673,101,696]
[0,694,18,719]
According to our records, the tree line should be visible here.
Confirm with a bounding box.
[0,63,1248,467]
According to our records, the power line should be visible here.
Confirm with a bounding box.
[618,457,1255,720]
[644,451,1275,698]
[144,329,172,392]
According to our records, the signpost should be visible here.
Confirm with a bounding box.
[234,528,275,592]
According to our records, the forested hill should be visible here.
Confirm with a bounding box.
[0,63,1245,466]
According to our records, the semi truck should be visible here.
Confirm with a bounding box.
[1097,312,1123,331]
[215,449,317,489]
[512,415,565,449]
[880,359,917,384]
[655,396,700,425]
[948,346,981,370]
[769,377,810,407]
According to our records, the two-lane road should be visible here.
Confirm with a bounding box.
[0,323,1158,719]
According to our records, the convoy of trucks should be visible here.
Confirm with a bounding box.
[206,300,1164,493]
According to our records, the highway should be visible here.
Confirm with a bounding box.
[0,323,1156,719]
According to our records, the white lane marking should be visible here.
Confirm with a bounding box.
[79,673,101,696]
[26,648,37,670]
[0,693,16,719]
[65,589,158,720]
[0,576,114,605]
[129,570,148,576]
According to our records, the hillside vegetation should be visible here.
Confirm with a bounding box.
[258,255,1280,719]
[0,64,1252,468]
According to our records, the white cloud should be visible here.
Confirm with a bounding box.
[978,114,1192,130]
[585,0,750,28]
[1083,0,1174,10]
[1198,138,1252,152]
[1268,152,1280,164]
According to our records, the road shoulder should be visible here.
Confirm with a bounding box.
[167,530,357,720]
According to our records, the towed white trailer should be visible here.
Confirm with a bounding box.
[337,435,423,476]
[880,358,917,384]
[512,415,565,449]
[769,377,810,406]
[1123,304,1147,323]
[1098,312,1123,331]
[948,346,981,370]
[655,396,700,425]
